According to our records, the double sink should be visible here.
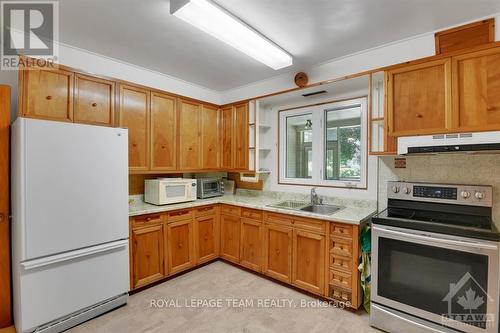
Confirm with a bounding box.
[267,200,344,216]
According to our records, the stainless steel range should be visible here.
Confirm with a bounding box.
[371,181,500,333]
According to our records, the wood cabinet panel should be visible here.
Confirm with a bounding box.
[453,47,500,131]
[234,103,249,170]
[220,214,240,263]
[74,74,115,126]
[263,223,292,283]
[23,68,74,122]
[240,218,262,272]
[221,106,234,169]
[387,58,452,136]
[292,230,325,295]
[151,92,177,170]
[166,219,195,275]
[195,214,219,264]
[131,224,164,289]
[201,105,220,169]
[119,84,150,171]
[178,99,202,170]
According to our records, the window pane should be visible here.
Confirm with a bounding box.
[324,106,361,181]
[286,114,313,179]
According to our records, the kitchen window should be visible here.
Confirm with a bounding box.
[279,98,367,188]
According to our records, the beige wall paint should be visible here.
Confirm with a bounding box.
[378,155,500,229]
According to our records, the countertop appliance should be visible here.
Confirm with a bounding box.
[398,131,500,155]
[145,178,197,205]
[197,178,224,199]
[371,181,500,333]
[11,118,129,333]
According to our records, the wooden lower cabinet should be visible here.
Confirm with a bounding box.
[292,230,325,295]
[239,218,262,272]
[195,214,219,264]
[131,224,165,289]
[263,223,292,283]
[220,214,240,263]
[166,219,195,275]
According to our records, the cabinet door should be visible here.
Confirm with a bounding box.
[201,105,220,169]
[234,103,249,170]
[131,225,164,289]
[74,74,115,126]
[178,99,202,170]
[221,106,234,169]
[195,214,219,264]
[166,219,195,275]
[240,218,262,272]
[453,47,500,131]
[220,215,240,263]
[23,68,74,122]
[387,58,452,136]
[292,230,325,295]
[263,224,292,283]
[151,92,177,171]
[119,84,150,171]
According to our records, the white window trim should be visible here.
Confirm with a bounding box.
[279,97,368,188]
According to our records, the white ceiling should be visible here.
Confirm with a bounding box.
[58,0,500,91]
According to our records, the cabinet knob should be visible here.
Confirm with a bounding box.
[275,249,280,255]
[46,95,52,100]
[0,213,4,222]
[415,113,423,118]
[189,147,193,151]
[177,242,183,248]
[91,102,97,107]
[161,145,166,149]
[132,143,137,147]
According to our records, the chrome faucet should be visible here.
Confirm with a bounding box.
[311,187,321,205]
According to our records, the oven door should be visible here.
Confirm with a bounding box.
[162,182,193,204]
[372,225,499,333]
[201,180,221,198]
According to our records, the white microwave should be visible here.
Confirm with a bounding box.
[144,178,197,205]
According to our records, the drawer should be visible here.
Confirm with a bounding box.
[221,205,241,217]
[167,209,193,222]
[131,213,163,228]
[194,205,217,217]
[330,223,353,238]
[329,237,353,258]
[329,269,352,290]
[328,285,352,304]
[329,253,353,272]
[263,212,292,226]
[292,217,326,233]
[241,208,263,221]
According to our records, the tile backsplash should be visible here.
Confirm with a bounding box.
[378,154,500,229]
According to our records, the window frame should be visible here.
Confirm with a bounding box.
[278,97,368,188]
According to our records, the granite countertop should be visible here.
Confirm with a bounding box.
[129,190,377,225]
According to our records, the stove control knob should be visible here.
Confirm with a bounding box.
[402,186,411,194]
[391,186,400,194]
[460,191,471,199]
[475,191,486,200]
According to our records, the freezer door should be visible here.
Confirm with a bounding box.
[13,118,129,260]
[13,240,129,333]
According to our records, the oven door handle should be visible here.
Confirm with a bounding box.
[373,225,499,251]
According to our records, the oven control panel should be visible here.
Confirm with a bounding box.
[388,181,492,207]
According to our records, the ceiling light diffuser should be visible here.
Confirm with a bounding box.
[170,0,293,70]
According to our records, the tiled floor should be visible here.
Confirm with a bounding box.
[68,261,380,333]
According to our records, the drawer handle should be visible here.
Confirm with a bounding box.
[172,211,189,216]
[161,145,166,149]
[91,102,97,107]
[46,95,52,100]
[415,113,423,118]
[199,207,212,212]
[0,213,4,222]
[189,147,193,151]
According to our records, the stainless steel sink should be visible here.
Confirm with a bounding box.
[299,204,343,215]
[268,200,310,210]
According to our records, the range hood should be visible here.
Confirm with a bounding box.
[397,131,500,155]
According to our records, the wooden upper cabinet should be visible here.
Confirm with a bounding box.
[452,47,500,131]
[201,105,220,169]
[221,106,234,169]
[131,224,165,289]
[234,103,249,170]
[178,99,202,170]
[166,219,195,275]
[292,229,325,295]
[387,58,452,136]
[22,68,74,122]
[119,84,150,171]
[74,74,115,126]
[263,223,292,283]
[151,92,177,171]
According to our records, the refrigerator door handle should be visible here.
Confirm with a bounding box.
[21,239,128,270]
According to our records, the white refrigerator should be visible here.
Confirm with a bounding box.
[11,118,130,333]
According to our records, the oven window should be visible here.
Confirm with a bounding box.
[378,237,489,328]
[165,185,186,197]
[204,182,220,194]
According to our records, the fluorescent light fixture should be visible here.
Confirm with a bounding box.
[170,0,293,70]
